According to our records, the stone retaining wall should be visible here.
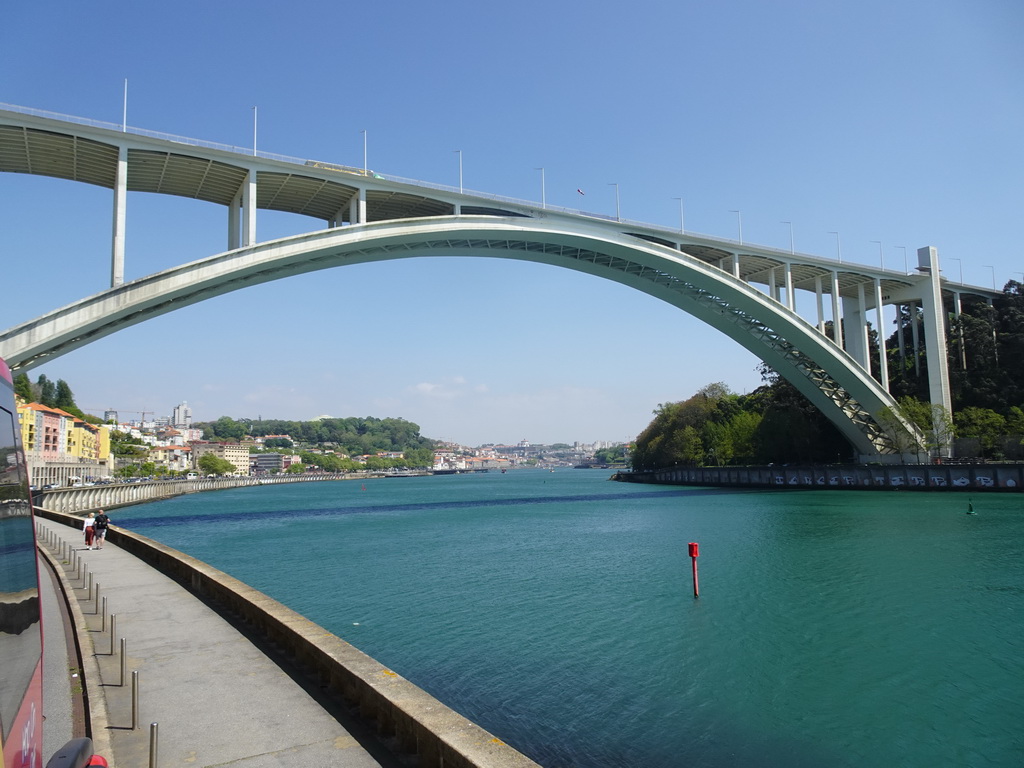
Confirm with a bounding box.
[617,463,1024,490]
[35,507,539,768]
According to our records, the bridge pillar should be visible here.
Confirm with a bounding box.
[841,288,870,371]
[918,246,953,455]
[784,263,795,310]
[830,271,844,348]
[358,187,367,224]
[874,278,890,392]
[910,302,921,377]
[815,276,825,333]
[242,169,257,246]
[229,189,241,250]
[111,145,127,287]
[951,291,967,369]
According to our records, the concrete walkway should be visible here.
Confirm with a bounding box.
[37,518,403,768]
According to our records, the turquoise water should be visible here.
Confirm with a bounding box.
[115,470,1024,767]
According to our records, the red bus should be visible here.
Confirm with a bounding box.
[0,358,105,768]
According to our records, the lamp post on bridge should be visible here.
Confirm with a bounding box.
[361,130,367,176]
[985,265,996,290]
[828,231,842,263]
[252,106,258,156]
[730,210,743,245]
[950,257,964,283]
[453,150,463,194]
[781,221,794,254]
[871,241,884,269]
[535,167,546,209]
[609,183,620,221]
[673,198,685,234]
[895,245,908,273]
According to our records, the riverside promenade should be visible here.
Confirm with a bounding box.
[35,514,539,768]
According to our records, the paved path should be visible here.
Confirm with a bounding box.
[37,518,402,768]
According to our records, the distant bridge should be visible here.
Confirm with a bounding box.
[0,104,998,461]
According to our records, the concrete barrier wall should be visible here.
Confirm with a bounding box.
[35,473,350,516]
[35,508,539,768]
[616,463,1024,491]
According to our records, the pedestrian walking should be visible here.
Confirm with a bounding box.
[94,509,110,550]
[83,512,96,549]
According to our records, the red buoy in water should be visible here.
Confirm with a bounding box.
[688,542,700,598]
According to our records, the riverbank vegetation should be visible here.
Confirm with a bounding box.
[632,281,1024,470]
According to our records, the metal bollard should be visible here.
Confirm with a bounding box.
[109,614,116,655]
[86,571,93,598]
[101,596,107,630]
[131,671,139,730]
[94,584,101,614]
[149,722,158,767]
[120,639,127,687]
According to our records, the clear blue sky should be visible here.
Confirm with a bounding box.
[2,0,1021,446]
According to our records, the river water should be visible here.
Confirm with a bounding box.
[114,469,1024,767]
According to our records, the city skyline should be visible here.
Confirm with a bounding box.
[2,0,1021,446]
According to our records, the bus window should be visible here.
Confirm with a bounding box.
[0,396,42,766]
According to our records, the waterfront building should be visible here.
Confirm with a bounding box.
[148,444,192,473]
[251,453,284,474]
[16,400,111,485]
[191,441,250,475]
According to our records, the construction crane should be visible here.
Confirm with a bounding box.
[83,408,152,425]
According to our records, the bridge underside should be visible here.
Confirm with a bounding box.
[0,216,924,460]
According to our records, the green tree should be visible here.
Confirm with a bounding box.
[13,373,32,402]
[198,453,236,475]
[36,375,56,407]
[285,462,306,474]
[955,406,1007,458]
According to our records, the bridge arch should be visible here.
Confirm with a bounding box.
[0,215,923,459]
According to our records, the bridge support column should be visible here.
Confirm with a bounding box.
[784,263,795,310]
[874,278,890,392]
[952,291,966,369]
[358,188,367,224]
[910,302,921,377]
[918,246,953,454]
[229,190,241,250]
[831,271,844,348]
[815,276,825,333]
[242,170,257,246]
[841,287,870,371]
[111,145,127,287]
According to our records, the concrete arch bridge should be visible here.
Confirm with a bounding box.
[0,104,998,461]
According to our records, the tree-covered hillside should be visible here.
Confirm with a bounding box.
[199,415,435,457]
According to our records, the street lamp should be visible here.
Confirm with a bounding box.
[730,210,743,245]
[828,231,842,263]
[985,265,996,290]
[361,130,367,175]
[535,167,546,208]
[609,183,620,221]
[871,240,883,269]
[781,221,794,254]
[673,198,685,234]
[895,245,908,273]
[949,257,964,283]
[453,150,463,193]
[252,106,258,156]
